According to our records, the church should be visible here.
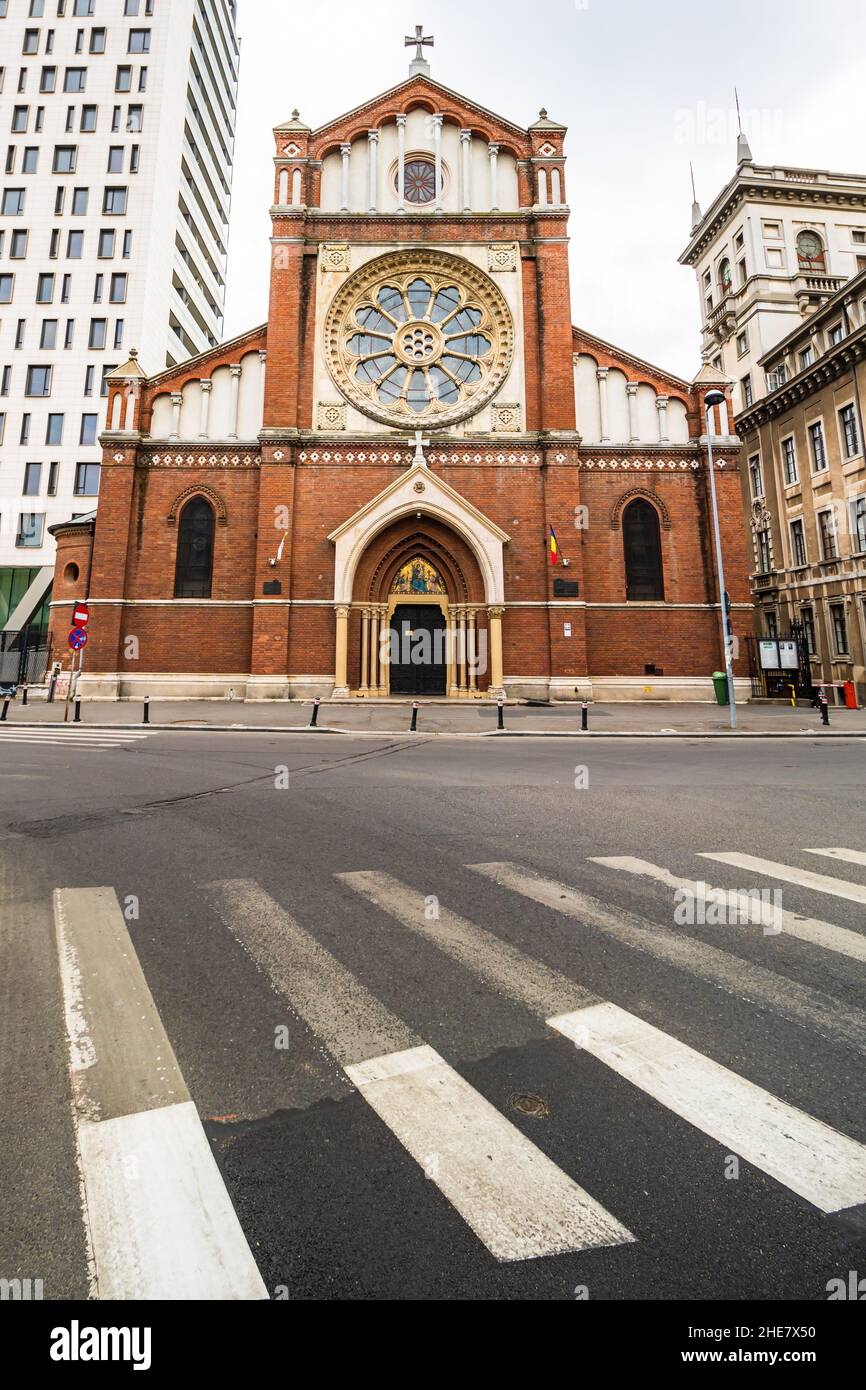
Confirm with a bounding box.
[49,36,753,703]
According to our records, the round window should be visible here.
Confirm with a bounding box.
[403,157,437,205]
[324,249,514,430]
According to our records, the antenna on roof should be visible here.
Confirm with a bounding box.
[690,162,702,234]
[734,88,753,164]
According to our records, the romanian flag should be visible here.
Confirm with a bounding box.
[549,526,560,566]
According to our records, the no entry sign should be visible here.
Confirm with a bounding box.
[69,628,88,651]
[73,602,90,628]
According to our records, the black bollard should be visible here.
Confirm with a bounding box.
[820,692,830,727]
[410,702,419,733]
[581,702,589,732]
[497,700,505,731]
[143,695,150,726]
[22,687,28,707]
[0,699,9,723]
[74,698,82,724]
[310,698,320,728]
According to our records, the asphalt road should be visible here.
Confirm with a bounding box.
[1,727,865,1302]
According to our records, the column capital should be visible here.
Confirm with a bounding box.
[596,367,609,381]
[335,605,351,619]
[199,378,213,393]
[367,128,379,144]
[340,141,352,155]
[625,381,639,397]
[655,394,670,407]
[229,363,242,378]
[395,114,407,128]
[171,390,183,404]
[488,141,500,155]
[432,113,444,128]
[459,128,472,143]
[487,606,505,620]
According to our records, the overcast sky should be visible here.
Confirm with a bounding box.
[223,0,866,381]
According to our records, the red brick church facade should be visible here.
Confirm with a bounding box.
[49,69,752,702]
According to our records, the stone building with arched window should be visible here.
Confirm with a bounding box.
[48,54,752,703]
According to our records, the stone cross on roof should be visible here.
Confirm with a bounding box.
[405,24,434,76]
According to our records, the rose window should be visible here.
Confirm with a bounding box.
[326,251,514,430]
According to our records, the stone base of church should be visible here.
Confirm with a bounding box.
[75,671,752,704]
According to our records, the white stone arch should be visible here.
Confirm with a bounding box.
[329,461,509,607]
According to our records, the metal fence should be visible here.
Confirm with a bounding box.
[0,630,51,689]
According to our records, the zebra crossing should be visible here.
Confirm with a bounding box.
[50,842,866,1296]
[0,727,151,752]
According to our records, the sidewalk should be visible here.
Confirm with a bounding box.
[2,697,864,736]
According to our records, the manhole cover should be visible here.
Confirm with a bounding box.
[510,1092,549,1119]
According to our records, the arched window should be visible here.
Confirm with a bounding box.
[623,499,664,601]
[796,230,826,272]
[718,258,733,294]
[174,496,215,598]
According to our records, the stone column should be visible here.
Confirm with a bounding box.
[433,115,444,212]
[367,129,379,213]
[228,363,242,441]
[458,607,468,693]
[597,368,610,443]
[198,379,212,439]
[488,607,505,698]
[449,607,461,696]
[656,394,670,444]
[396,116,406,211]
[626,382,640,442]
[340,142,351,212]
[488,143,499,212]
[170,391,182,441]
[460,130,472,212]
[258,350,267,428]
[360,609,370,694]
[378,605,390,695]
[369,607,380,695]
[334,606,350,698]
[468,609,478,693]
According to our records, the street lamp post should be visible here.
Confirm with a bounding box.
[704,388,737,731]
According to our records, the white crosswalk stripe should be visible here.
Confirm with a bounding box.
[590,855,866,963]
[700,851,866,907]
[804,847,866,869]
[0,728,149,750]
[208,877,634,1263]
[340,869,866,1214]
[467,862,866,1056]
[54,887,267,1300]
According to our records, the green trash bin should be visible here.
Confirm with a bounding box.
[712,671,729,706]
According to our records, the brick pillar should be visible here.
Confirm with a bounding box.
[264,216,306,431]
[533,224,577,432]
[84,448,137,675]
[249,446,295,694]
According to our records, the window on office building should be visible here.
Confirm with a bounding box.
[74,461,100,495]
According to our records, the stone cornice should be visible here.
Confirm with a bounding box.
[737,327,866,432]
[680,165,866,266]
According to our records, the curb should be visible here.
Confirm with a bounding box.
[0,723,863,740]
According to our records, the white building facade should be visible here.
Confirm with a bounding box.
[0,0,239,632]
[680,147,866,418]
